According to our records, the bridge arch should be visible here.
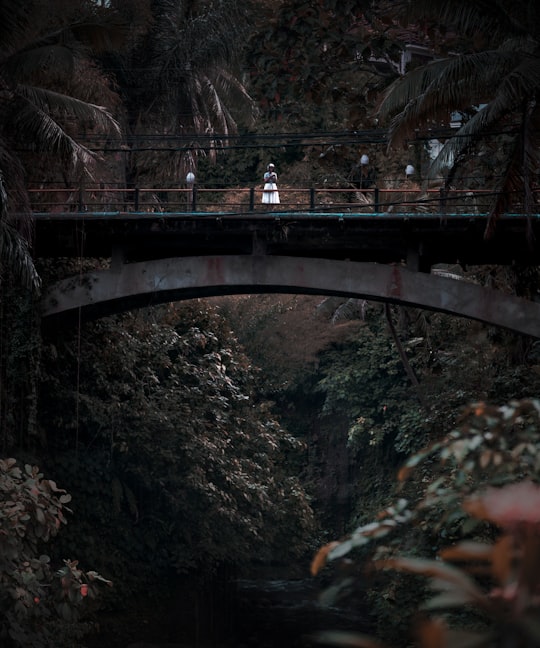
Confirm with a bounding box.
[42,255,540,338]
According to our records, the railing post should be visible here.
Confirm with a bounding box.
[191,187,197,212]
[78,187,84,212]
[374,187,380,212]
[134,187,139,211]
[310,188,315,210]
[249,188,255,211]
[439,187,447,214]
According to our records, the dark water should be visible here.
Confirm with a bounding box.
[229,578,371,648]
[88,575,371,648]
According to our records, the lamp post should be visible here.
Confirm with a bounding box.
[186,172,196,211]
[360,154,369,190]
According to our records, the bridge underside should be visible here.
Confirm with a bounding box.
[41,256,540,338]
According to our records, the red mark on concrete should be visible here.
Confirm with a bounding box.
[205,257,225,283]
[388,265,403,297]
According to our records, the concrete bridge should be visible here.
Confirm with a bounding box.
[33,208,540,337]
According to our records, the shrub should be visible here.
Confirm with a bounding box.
[0,458,111,647]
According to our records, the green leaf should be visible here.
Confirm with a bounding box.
[380,557,487,603]
[35,507,45,524]
[423,590,474,610]
[60,601,72,621]
[328,538,355,560]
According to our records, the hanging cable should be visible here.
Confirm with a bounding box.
[74,219,85,463]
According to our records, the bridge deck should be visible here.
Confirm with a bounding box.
[31,210,539,220]
[30,209,540,271]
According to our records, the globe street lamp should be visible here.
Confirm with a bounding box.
[186,172,196,210]
[360,154,369,190]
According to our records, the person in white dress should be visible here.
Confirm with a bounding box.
[262,163,280,204]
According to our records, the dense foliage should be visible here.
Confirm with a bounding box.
[38,303,315,597]
[315,319,426,455]
[312,399,540,647]
[246,0,401,126]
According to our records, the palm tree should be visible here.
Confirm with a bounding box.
[376,0,540,238]
[122,0,258,186]
[0,0,123,282]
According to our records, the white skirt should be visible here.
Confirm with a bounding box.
[262,182,280,204]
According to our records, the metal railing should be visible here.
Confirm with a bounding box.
[26,185,538,215]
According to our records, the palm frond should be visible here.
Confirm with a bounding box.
[428,103,507,178]
[432,51,520,102]
[483,137,522,239]
[0,171,6,219]
[484,101,540,239]
[0,221,41,293]
[0,141,29,212]
[213,67,258,126]
[0,174,40,292]
[492,51,540,109]
[382,51,521,148]
[16,85,120,134]
[200,76,233,136]
[377,58,452,121]
[331,299,367,324]
[11,96,97,169]
[523,103,540,184]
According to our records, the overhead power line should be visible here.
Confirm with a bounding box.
[74,125,523,153]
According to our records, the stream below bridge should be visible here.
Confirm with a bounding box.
[89,575,372,648]
[229,577,371,648]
